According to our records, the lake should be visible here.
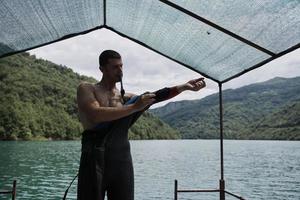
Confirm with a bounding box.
[0,140,299,200]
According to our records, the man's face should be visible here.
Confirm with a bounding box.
[102,58,123,83]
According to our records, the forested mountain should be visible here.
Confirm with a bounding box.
[0,53,179,140]
[150,77,300,140]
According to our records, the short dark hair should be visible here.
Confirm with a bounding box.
[99,50,121,67]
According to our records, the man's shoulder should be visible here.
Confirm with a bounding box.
[77,81,95,93]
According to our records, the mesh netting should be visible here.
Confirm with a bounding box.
[0,0,299,82]
[107,0,271,81]
[171,0,300,54]
[0,0,103,55]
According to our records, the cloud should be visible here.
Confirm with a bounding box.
[29,28,300,108]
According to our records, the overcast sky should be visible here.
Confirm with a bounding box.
[29,29,300,108]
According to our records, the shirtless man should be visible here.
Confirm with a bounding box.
[76,50,206,200]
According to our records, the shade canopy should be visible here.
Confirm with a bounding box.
[1,0,299,83]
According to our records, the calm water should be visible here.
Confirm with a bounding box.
[0,140,299,200]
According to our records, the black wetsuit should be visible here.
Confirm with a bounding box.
[77,87,179,200]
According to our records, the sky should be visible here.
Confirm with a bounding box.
[29,29,300,108]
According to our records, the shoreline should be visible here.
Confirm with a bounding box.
[0,136,81,141]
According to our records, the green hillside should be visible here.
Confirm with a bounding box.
[245,101,300,140]
[150,77,300,140]
[0,53,179,140]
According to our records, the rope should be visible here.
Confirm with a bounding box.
[62,172,78,200]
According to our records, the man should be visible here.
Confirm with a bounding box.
[76,50,206,200]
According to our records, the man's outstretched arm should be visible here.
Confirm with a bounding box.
[125,77,206,127]
[151,77,206,104]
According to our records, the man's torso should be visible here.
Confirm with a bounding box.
[78,83,124,130]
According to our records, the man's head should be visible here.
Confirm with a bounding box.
[99,50,123,82]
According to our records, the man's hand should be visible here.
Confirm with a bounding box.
[185,77,206,91]
[133,93,156,111]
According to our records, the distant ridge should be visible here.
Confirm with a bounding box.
[150,76,300,140]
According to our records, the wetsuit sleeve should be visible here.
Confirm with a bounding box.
[91,87,181,129]
[127,87,180,128]
[152,87,180,104]
[125,95,147,128]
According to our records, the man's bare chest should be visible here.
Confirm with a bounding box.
[94,88,123,107]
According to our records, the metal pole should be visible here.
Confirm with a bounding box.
[174,180,178,200]
[12,180,16,200]
[103,0,106,26]
[219,83,225,200]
